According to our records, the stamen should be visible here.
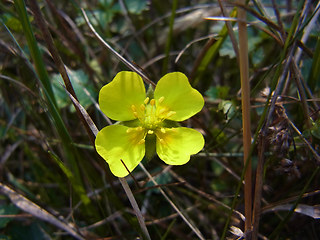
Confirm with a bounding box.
[158,108,166,115]
[144,97,150,105]
[140,104,145,111]
[148,130,154,134]
[159,138,165,144]
[126,128,133,133]
[136,126,143,131]
[166,111,176,118]
[150,99,155,106]
[131,105,137,112]
[160,128,166,133]
[158,96,165,104]
[133,112,139,118]
[138,139,145,145]
[170,128,178,132]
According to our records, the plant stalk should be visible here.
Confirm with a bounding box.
[238,1,252,238]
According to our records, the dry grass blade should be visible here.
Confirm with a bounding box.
[217,0,239,62]
[0,139,22,165]
[169,169,245,221]
[65,88,99,136]
[238,0,252,237]
[28,0,96,145]
[119,178,151,240]
[263,204,320,219]
[80,8,155,87]
[295,2,320,63]
[0,183,85,240]
[139,163,205,240]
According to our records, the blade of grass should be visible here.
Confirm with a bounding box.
[252,1,306,239]
[191,9,237,86]
[268,166,320,239]
[0,183,85,240]
[162,0,178,75]
[238,0,252,237]
[119,178,151,240]
[28,0,96,145]
[217,0,239,62]
[139,163,205,240]
[13,0,56,106]
[307,36,320,91]
[81,8,155,87]
[14,0,89,204]
[222,1,305,238]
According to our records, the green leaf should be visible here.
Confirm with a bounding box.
[8,222,48,240]
[218,100,237,120]
[205,86,230,100]
[76,9,115,26]
[0,204,19,229]
[51,69,97,112]
[0,234,10,240]
[311,119,320,140]
[112,0,149,14]
[1,13,26,32]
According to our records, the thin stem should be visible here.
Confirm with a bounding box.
[139,163,205,240]
[119,178,151,240]
[28,0,96,145]
[162,0,178,74]
[81,8,155,87]
[238,1,252,238]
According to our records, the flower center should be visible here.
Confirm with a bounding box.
[128,96,176,145]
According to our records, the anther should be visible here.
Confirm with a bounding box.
[140,104,145,111]
[148,130,154,134]
[138,139,145,145]
[150,99,155,106]
[131,105,137,112]
[144,97,150,105]
[170,128,177,132]
[133,112,139,118]
[166,111,176,118]
[158,108,166,115]
[158,96,165,104]
[136,126,143,131]
[159,138,165,144]
[126,128,133,133]
[160,128,166,133]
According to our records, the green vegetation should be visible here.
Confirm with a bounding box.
[0,0,319,239]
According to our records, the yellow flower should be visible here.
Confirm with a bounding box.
[95,71,204,177]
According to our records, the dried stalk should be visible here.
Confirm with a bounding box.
[238,1,252,238]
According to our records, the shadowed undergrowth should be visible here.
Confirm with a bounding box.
[0,0,320,239]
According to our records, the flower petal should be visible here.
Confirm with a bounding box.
[156,127,204,165]
[95,125,145,177]
[154,72,204,121]
[99,71,146,121]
